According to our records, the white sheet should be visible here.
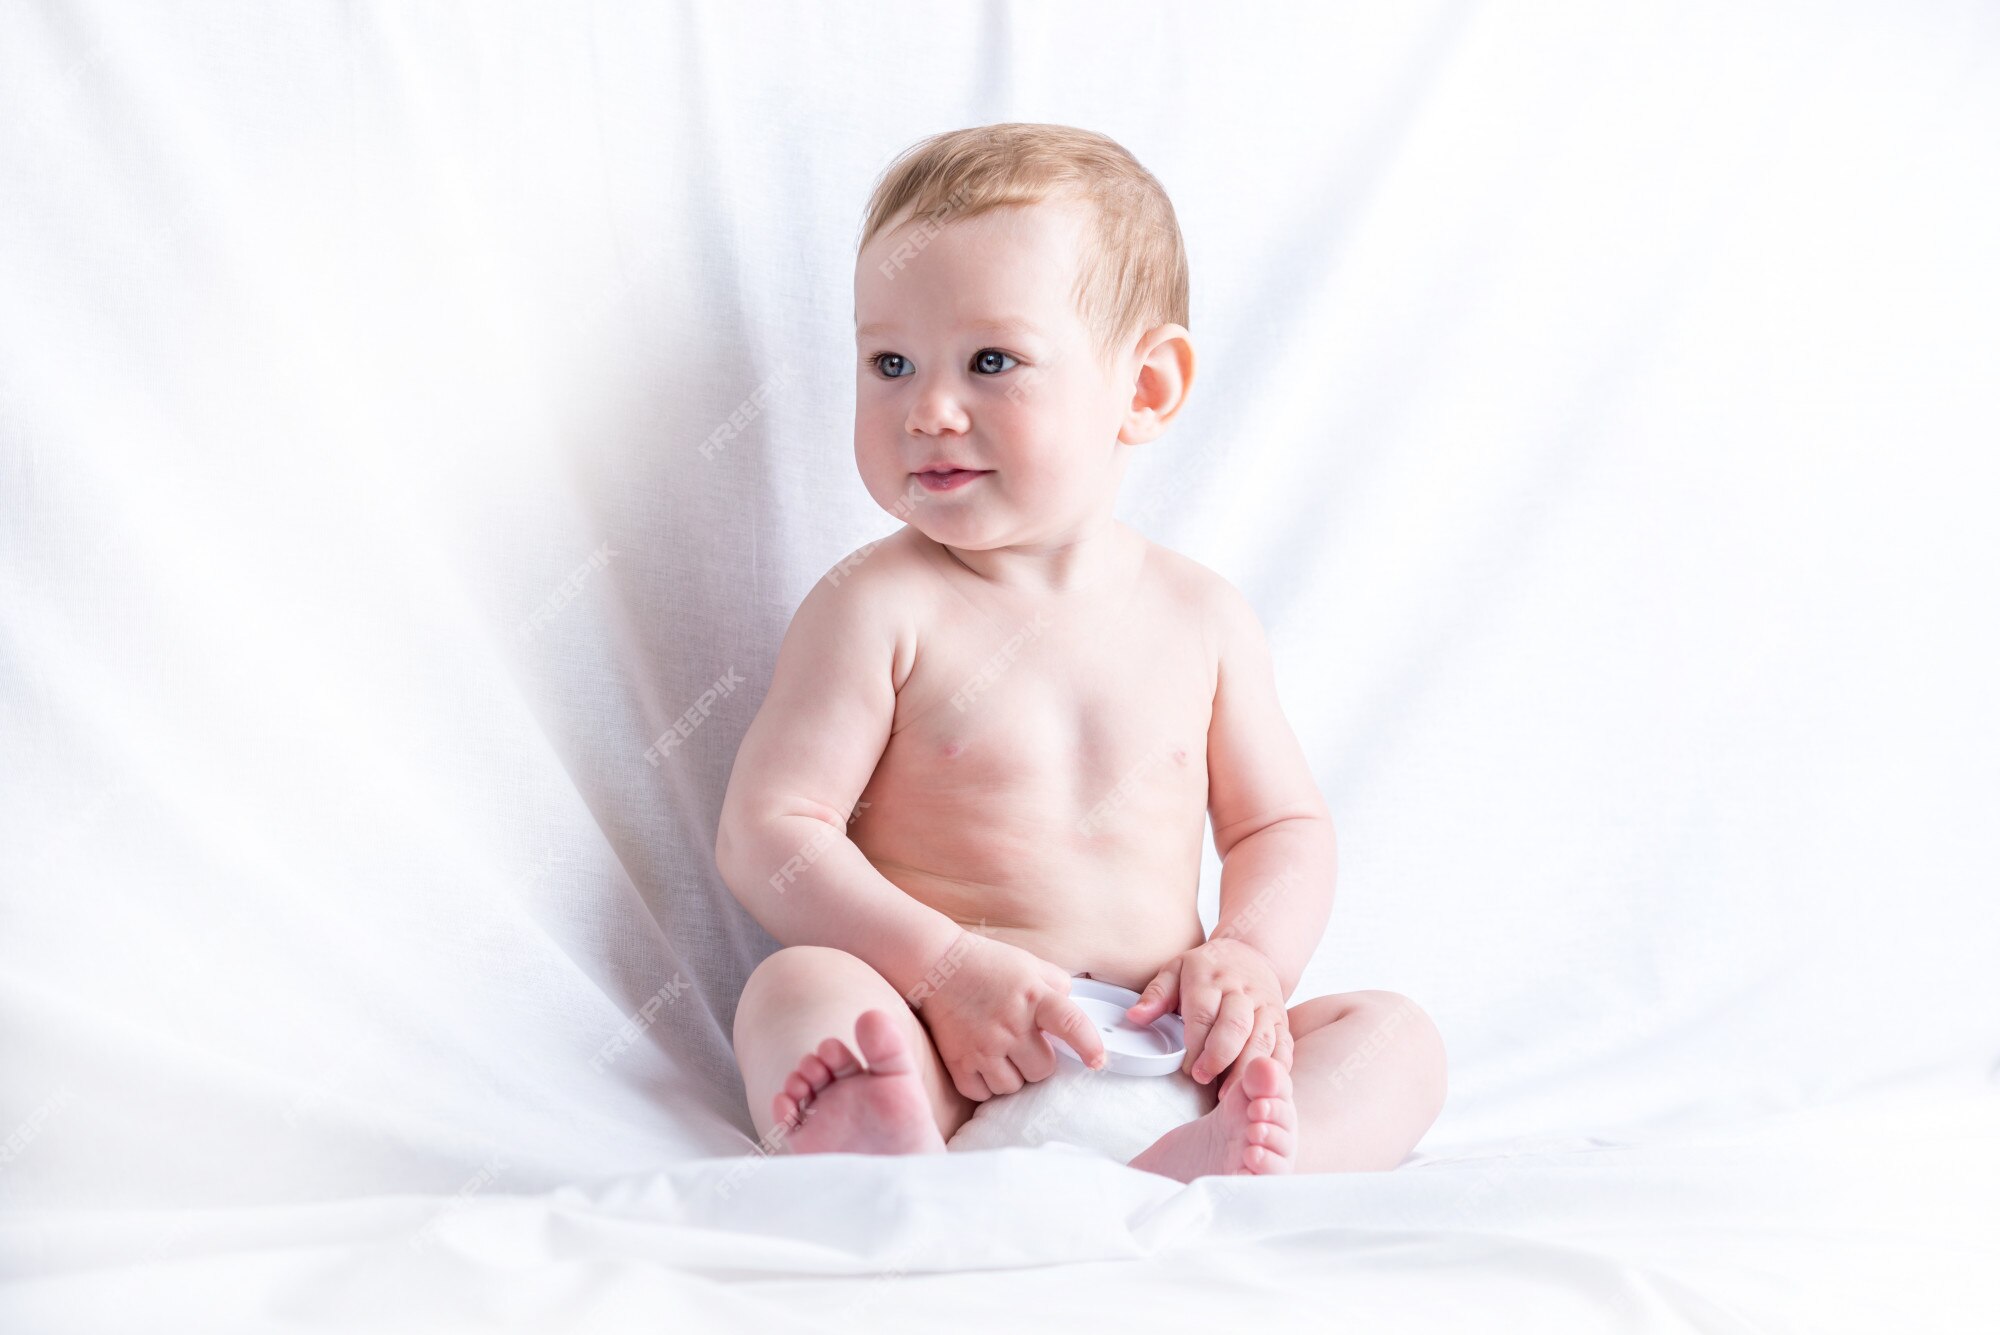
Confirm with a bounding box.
[5,1082,1996,1333]
[4,1,1997,1330]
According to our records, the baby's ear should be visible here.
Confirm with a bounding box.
[1119,323,1195,445]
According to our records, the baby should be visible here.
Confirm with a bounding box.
[715,123,1446,1181]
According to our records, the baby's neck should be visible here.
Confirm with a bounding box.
[934,522,1141,598]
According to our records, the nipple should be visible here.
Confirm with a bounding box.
[942,740,964,759]
[1172,747,1188,765]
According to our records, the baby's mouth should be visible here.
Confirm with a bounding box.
[913,468,991,492]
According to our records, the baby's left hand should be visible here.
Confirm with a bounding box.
[1125,936,1293,1099]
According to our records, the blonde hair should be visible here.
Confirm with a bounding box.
[858,123,1189,371]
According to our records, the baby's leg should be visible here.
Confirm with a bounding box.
[731,945,978,1155]
[1129,989,1445,1181]
[1280,989,1446,1173]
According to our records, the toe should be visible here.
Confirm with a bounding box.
[772,1091,801,1131]
[1249,1094,1296,1130]
[852,1009,915,1075]
[792,1055,832,1096]
[1245,1142,1292,1174]
[1246,1120,1295,1158]
[1240,1055,1290,1102]
[817,1036,861,1078]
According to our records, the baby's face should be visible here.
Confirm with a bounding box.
[852,201,1153,550]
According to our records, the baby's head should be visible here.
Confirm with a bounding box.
[853,123,1194,554]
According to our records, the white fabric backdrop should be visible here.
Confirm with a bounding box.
[3,1,1997,1329]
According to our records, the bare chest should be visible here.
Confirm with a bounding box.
[850,571,1216,894]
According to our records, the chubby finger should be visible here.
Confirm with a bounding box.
[1125,959,1182,1024]
[1011,1032,1058,1084]
[981,1055,1026,1097]
[1192,991,1258,1084]
[1039,994,1107,1070]
[1242,1008,1279,1064]
[1273,1017,1295,1072]
[1178,978,1224,1079]
[1218,1013,1279,1099]
[952,1062,994,1103]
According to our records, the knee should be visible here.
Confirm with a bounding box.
[1344,990,1433,1026]
[741,945,867,1004]
[1350,989,1442,1042]
[1299,990,1447,1079]
[734,945,887,1037]
[1353,991,1448,1096]
[735,946,838,1046]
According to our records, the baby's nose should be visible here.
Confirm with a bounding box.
[907,392,969,435]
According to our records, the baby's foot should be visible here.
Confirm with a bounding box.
[1126,1055,1296,1182]
[770,1008,947,1157]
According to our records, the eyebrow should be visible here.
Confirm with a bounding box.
[855,317,1047,339]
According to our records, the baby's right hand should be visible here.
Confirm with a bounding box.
[910,929,1107,1102]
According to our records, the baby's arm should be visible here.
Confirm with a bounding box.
[1201,580,1337,999]
[714,556,963,1000]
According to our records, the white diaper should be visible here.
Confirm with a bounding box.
[943,972,1216,1162]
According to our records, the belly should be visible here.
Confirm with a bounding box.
[849,749,1209,993]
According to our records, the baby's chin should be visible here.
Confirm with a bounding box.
[903,515,996,547]
[885,495,1133,549]
[879,484,1000,533]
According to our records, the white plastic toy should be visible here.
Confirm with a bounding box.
[1043,976,1188,1077]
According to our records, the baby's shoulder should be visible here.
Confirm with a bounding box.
[1141,539,1224,605]
[814,525,928,601]
[1138,539,1253,645]
[796,527,934,680]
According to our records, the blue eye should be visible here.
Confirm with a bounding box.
[866,350,1018,378]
